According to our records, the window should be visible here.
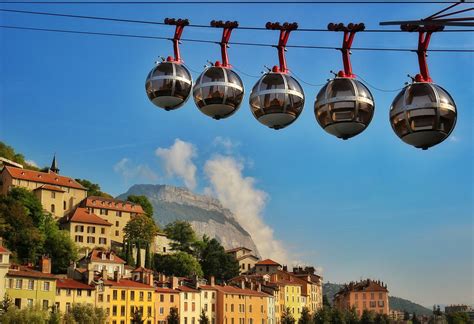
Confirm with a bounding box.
[121,306,125,316]
[371,292,375,300]
[184,302,188,311]
[370,301,376,308]
[378,300,384,307]
[148,292,152,301]
[28,280,34,290]
[63,201,66,210]
[115,230,119,236]
[378,293,383,299]
[116,211,122,217]
[87,236,95,244]
[130,291,135,301]
[113,290,118,300]
[139,291,144,301]
[27,299,33,307]
[170,295,174,303]
[160,307,164,315]
[66,303,71,313]
[121,290,126,300]
[75,235,83,242]
[15,279,22,289]
[112,306,117,316]
[192,302,195,311]
[249,305,252,313]
[14,298,21,308]
[98,294,103,302]
[116,221,119,227]
[101,228,105,234]
[99,238,107,245]
[204,292,208,299]
[77,289,82,296]
[42,300,49,310]
[51,191,56,198]
[51,204,55,213]
[87,226,95,234]
[148,306,152,316]
[66,289,71,296]
[44,281,50,291]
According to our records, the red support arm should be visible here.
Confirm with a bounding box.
[328,22,365,78]
[211,20,239,68]
[164,18,189,63]
[401,24,444,83]
[266,22,298,74]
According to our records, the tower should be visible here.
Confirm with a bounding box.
[50,155,59,174]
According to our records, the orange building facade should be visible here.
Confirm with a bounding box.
[334,279,389,316]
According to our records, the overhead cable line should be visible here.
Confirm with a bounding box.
[0,1,466,4]
[2,9,472,32]
[1,25,473,53]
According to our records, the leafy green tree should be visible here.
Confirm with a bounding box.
[374,313,390,324]
[7,187,46,227]
[63,304,106,324]
[298,307,312,324]
[0,294,12,315]
[124,240,135,266]
[167,307,180,324]
[360,310,375,324]
[127,195,154,217]
[154,251,203,277]
[281,307,296,324]
[0,141,39,170]
[313,306,332,324]
[403,311,410,321]
[322,294,331,308]
[74,179,112,198]
[130,306,145,324]
[124,214,159,247]
[165,221,197,254]
[412,312,421,324]
[43,215,77,273]
[199,309,210,324]
[446,311,470,324]
[0,193,45,262]
[48,307,61,324]
[144,243,152,269]
[199,237,239,281]
[0,304,49,324]
[332,307,347,324]
[346,307,360,324]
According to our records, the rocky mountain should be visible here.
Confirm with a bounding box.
[117,184,259,255]
[323,283,432,316]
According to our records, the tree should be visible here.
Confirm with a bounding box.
[130,306,144,324]
[346,307,360,324]
[124,240,135,267]
[374,313,390,324]
[136,241,142,267]
[199,309,209,324]
[298,307,312,324]
[127,195,154,217]
[313,306,332,324]
[164,221,197,254]
[281,307,296,324]
[0,141,39,170]
[403,311,410,321]
[124,214,159,247]
[0,304,50,323]
[144,243,152,269]
[0,294,12,315]
[412,312,421,324]
[446,312,470,324]
[167,307,180,324]
[154,252,203,277]
[43,215,77,273]
[75,179,112,198]
[360,310,375,324]
[63,304,106,324]
[332,307,347,324]
[199,237,239,281]
[322,294,331,308]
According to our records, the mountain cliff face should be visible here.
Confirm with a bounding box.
[117,184,259,256]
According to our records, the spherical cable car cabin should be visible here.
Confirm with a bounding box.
[249,22,305,130]
[145,18,193,111]
[193,21,244,119]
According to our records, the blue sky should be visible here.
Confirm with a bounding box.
[1,1,473,307]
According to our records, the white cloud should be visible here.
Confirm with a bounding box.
[25,160,38,168]
[449,135,460,142]
[212,136,240,154]
[155,139,198,190]
[113,158,158,182]
[204,155,290,264]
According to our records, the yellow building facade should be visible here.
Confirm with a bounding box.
[0,166,87,218]
[155,287,180,324]
[55,278,96,313]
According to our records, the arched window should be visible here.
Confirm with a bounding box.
[51,204,55,213]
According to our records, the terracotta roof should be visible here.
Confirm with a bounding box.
[56,278,94,290]
[132,267,153,274]
[256,259,281,266]
[79,249,126,264]
[226,247,252,254]
[0,246,11,253]
[63,208,112,226]
[7,266,57,280]
[336,279,389,296]
[208,284,270,297]
[104,279,154,289]
[34,184,65,192]
[155,287,180,293]
[237,254,259,261]
[177,285,200,293]
[4,166,85,190]
[83,196,145,214]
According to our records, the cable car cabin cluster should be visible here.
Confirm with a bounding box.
[145,19,457,150]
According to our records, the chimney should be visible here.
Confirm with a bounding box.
[240,280,245,289]
[210,276,215,287]
[148,272,154,287]
[257,283,262,292]
[171,276,179,290]
[87,263,94,285]
[41,255,51,274]
[114,270,121,283]
[282,265,287,272]
[193,275,200,289]
[250,282,254,291]
[102,267,108,281]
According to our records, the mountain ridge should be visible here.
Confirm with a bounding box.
[117,184,260,255]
